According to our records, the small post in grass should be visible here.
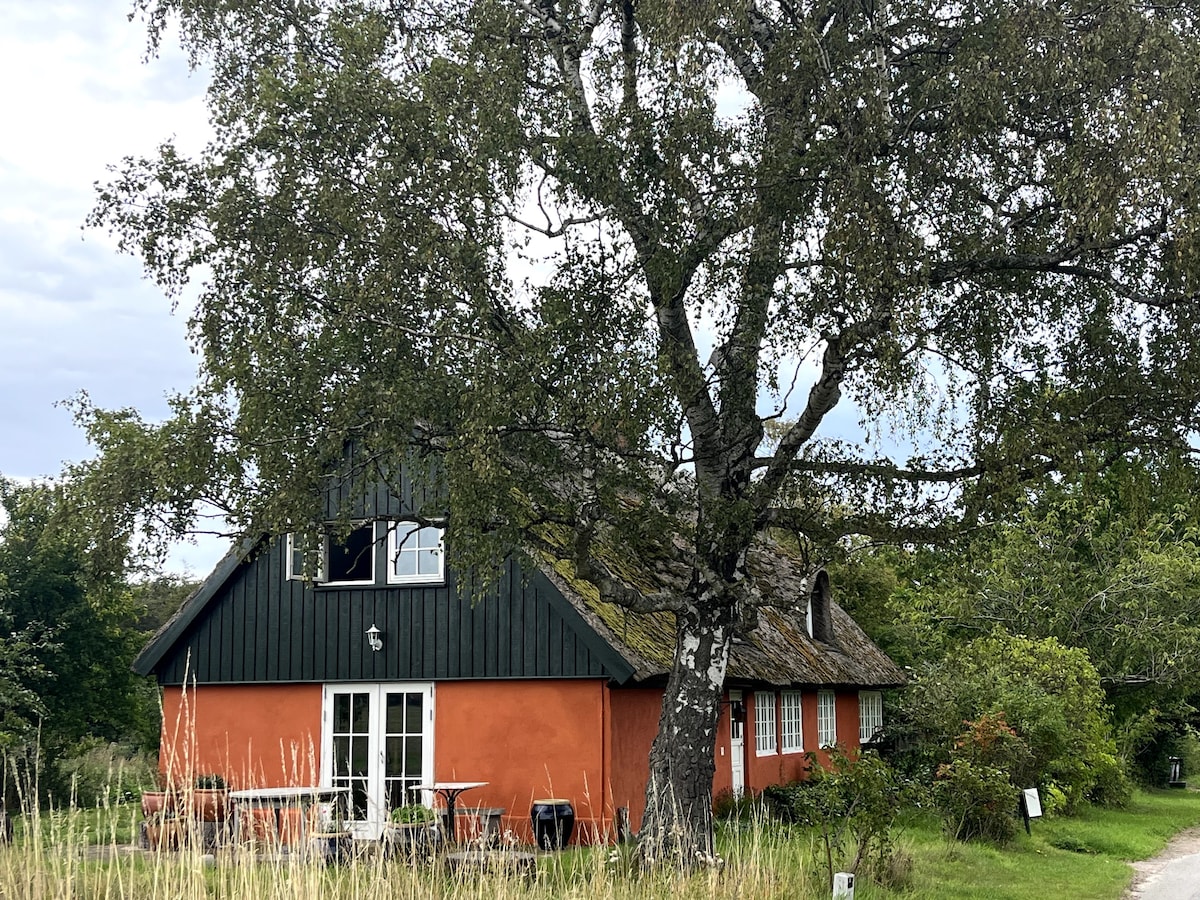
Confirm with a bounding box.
[1020,788,1043,836]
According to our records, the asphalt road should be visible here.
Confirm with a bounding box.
[1129,828,1200,900]
[1132,853,1200,900]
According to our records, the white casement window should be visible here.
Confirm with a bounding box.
[754,691,777,755]
[781,691,804,753]
[287,522,376,585]
[817,690,837,748]
[859,691,884,744]
[324,522,376,584]
[387,522,445,584]
[286,531,325,582]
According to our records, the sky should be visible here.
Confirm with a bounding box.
[0,0,225,575]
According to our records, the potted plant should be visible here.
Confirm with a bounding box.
[384,803,438,859]
[189,773,229,823]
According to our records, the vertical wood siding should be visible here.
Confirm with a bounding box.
[155,542,617,684]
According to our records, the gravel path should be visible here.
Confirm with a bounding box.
[1127,826,1200,900]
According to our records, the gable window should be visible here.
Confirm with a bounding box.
[287,523,376,585]
[859,691,884,744]
[754,691,777,755]
[781,691,804,753]
[387,522,445,584]
[325,522,376,584]
[817,690,837,748]
[286,532,325,582]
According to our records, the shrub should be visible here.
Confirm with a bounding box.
[896,632,1125,810]
[764,748,918,888]
[935,758,1020,843]
[54,739,157,808]
[934,715,1030,843]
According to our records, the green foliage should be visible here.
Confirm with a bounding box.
[55,740,158,808]
[764,749,918,888]
[194,773,226,790]
[0,479,148,804]
[897,633,1127,812]
[933,715,1029,843]
[390,803,435,824]
[882,459,1200,724]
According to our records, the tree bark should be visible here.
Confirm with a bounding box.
[637,588,737,866]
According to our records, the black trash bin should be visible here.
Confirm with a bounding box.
[530,799,574,850]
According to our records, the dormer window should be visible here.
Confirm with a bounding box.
[387,522,445,584]
[807,569,837,645]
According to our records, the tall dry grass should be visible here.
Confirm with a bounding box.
[0,797,822,900]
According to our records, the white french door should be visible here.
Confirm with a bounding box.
[322,683,434,839]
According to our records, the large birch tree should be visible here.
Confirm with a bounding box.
[81,0,1200,861]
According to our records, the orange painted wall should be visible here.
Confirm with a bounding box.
[608,687,663,831]
[434,680,610,844]
[156,680,868,842]
[159,684,322,789]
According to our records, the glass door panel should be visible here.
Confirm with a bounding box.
[383,689,428,813]
[329,692,371,822]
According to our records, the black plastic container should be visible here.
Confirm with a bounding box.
[530,799,575,850]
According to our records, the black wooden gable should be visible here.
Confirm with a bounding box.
[135,539,636,686]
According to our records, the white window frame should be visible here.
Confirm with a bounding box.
[859,691,884,744]
[386,521,446,585]
[754,691,777,756]
[322,521,377,586]
[817,690,837,749]
[286,531,325,582]
[288,522,377,585]
[781,691,804,753]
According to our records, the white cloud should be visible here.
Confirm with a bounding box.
[0,0,226,573]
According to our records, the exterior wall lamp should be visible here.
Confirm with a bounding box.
[365,624,383,652]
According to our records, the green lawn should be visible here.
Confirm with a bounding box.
[896,790,1200,900]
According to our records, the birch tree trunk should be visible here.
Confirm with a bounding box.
[637,590,737,865]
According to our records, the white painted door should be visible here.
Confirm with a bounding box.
[729,689,745,797]
[322,683,434,839]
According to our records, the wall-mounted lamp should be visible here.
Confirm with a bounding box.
[366,624,383,652]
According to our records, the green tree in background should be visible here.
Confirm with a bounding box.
[80,0,1200,860]
[0,480,147,801]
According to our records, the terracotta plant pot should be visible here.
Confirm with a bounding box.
[140,791,174,818]
[190,789,229,822]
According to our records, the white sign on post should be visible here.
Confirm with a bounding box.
[1023,788,1043,819]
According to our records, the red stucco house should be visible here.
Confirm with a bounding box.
[135,490,904,843]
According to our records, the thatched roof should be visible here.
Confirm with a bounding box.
[537,539,906,689]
